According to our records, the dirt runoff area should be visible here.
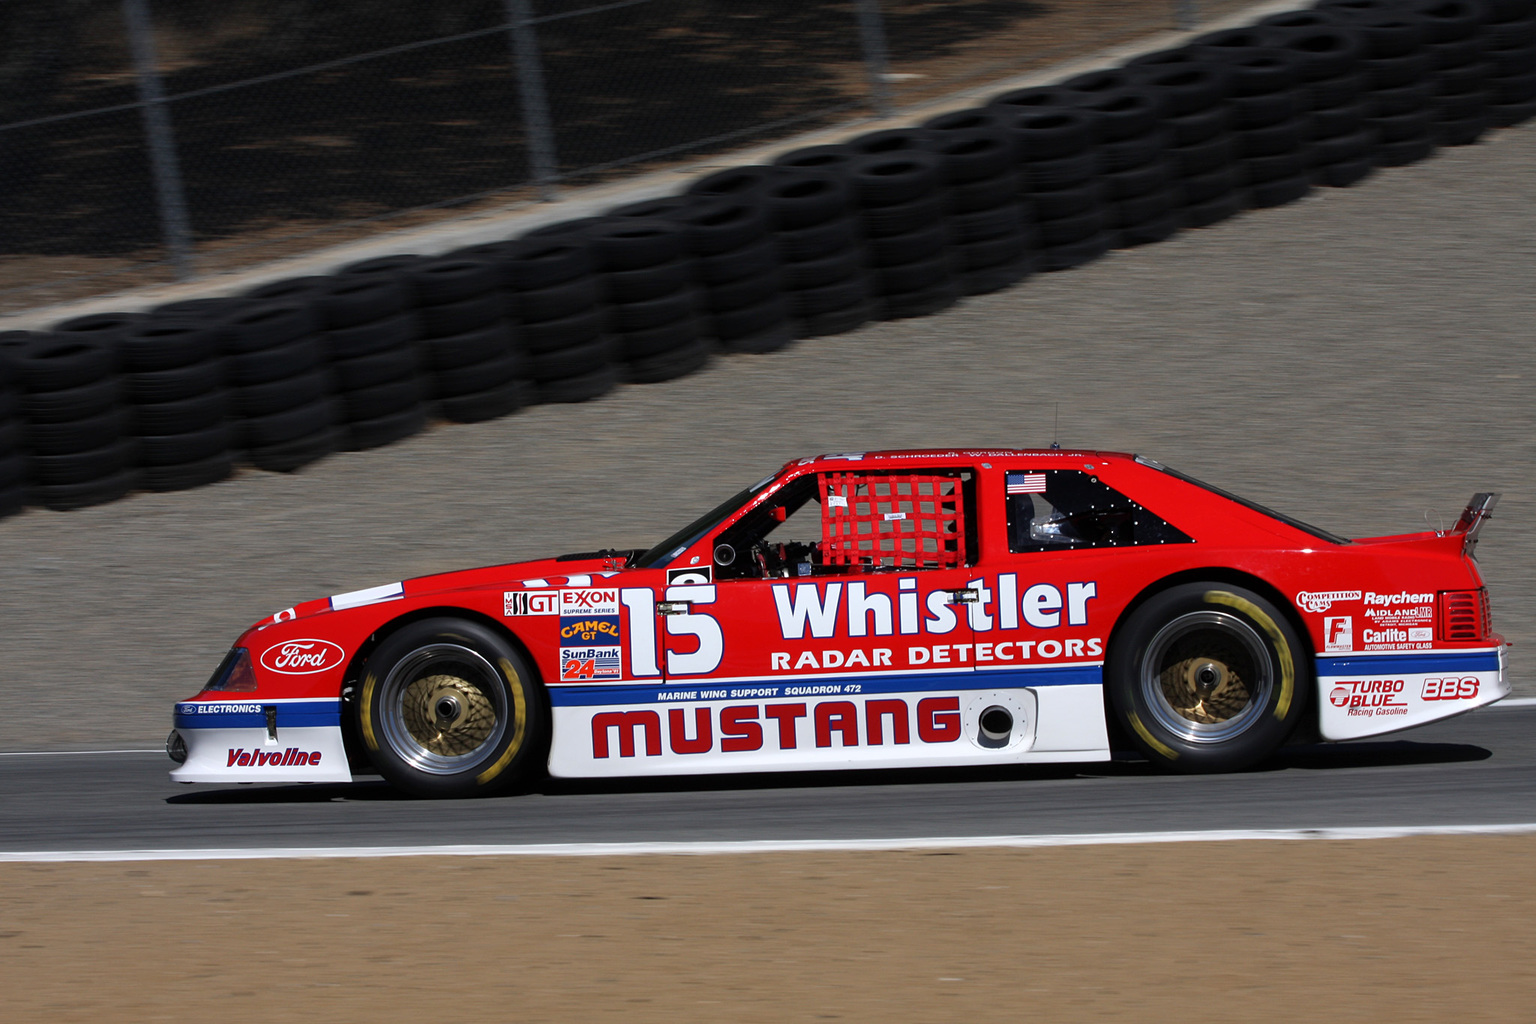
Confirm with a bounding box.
[2,835,1532,1022]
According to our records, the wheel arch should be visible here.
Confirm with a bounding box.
[1100,566,1318,751]
[337,604,549,773]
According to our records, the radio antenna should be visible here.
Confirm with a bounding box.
[1050,403,1060,450]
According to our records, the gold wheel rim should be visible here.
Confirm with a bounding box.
[400,672,498,757]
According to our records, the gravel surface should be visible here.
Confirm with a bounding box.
[1,122,1531,750]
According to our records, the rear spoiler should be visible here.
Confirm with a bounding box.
[1452,492,1499,555]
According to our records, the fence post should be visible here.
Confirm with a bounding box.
[505,0,560,202]
[1176,0,1199,31]
[853,0,894,119]
[122,0,194,279]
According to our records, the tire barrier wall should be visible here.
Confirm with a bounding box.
[1,0,1532,515]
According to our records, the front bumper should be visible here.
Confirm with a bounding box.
[168,698,353,784]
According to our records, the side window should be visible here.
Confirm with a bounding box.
[1005,470,1190,553]
[714,469,976,579]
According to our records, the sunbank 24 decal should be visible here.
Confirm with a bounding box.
[594,574,1102,681]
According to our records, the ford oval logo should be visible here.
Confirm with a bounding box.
[260,638,345,675]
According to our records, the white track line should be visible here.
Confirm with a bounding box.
[6,823,1536,864]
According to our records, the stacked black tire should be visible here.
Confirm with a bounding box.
[0,336,29,516]
[1257,16,1377,187]
[115,315,235,491]
[615,195,796,355]
[756,165,877,336]
[1126,60,1246,226]
[989,91,1115,271]
[11,321,135,510]
[920,109,1037,295]
[1319,1,1441,167]
[840,134,959,320]
[226,284,342,472]
[1482,0,1536,125]
[1060,71,1181,247]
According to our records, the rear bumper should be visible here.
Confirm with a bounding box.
[1316,645,1508,741]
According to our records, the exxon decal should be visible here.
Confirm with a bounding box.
[260,639,346,674]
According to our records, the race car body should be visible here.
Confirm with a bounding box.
[168,449,1506,795]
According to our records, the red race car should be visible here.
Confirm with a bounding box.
[167,449,1506,796]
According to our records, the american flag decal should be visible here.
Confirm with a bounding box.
[1006,472,1047,495]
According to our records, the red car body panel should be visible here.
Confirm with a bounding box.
[170,449,1506,784]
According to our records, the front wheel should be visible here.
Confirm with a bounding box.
[358,617,547,797]
[1106,582,1310,773]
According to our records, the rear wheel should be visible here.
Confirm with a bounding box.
[1107,582,1309,772]
[359,617,547,797]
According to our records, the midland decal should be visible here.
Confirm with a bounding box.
[1301,590,1437,652]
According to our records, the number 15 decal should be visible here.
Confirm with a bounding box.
[619,586,725,678]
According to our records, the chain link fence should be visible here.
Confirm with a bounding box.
[0,0,1253,312]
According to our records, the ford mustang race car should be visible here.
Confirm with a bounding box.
[167,449,1506,796]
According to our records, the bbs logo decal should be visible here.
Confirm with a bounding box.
[1297,590,1362,614]
[260,639,345,674]
[504,590,559,616]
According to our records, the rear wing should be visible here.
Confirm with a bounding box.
[1452,492,1499,555]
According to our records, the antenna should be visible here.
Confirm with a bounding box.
[1050,403,1060,450]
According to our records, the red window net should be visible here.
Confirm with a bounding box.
[819,472,966,569]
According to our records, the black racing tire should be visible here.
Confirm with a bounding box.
[340,376,424,423]
[1101,157,1172,200]
[1230,89,1304,130]
[14,337,116,392]
[672,199,769,256]
[1235,118,1307,158]
[775,217,862,262]
[521,309,604,354]
[1488,95,1536,126]
[418,293,505,339]
[931,130,1017,183]
[959,255,1034,295]
[324,313,419,362]
[1368,81,1434,117]
[866,224,947,268]
[1375,132,1436,165]
[228,338,323,387]
[1182,190,1245,227]
[242,398,337,449]
[433,351,525,398]
[422,324,514,371]
[1112,187,1177,228]
[946,203,1025,243]
[517,277,600,325]
[1165,102,1232,146]
[22,379,120,424]
[408,259,501,306]
[439,378,534,423]
[952,232,1027,272]
[1431,88,1489,122]
[1363,51,1435,90]
[686,164,780,200]
[1118,212,1182,248]
[1107,581,1310,773]
[134,390,228,435]
[705,266,785,313]
[871,254,952,294]
[537,364,620,403]
[606,289,697,333]
[1240,149,1309,185]
[1011,109,1097,159]
[624,338,711,384]
[1099,128,1171,173]
[125,359,226,404]
[1037,229,1116,271]
[616,319,704,361]
[0,418,22,456]
[861,192,945,236]
[587,219,688,271]
[332,346,421,392]
[233,368,332,418]
[718,318,796,354]
[772,145,857,178]
[1312,127,1378,164]
[1038,206,1106,247]
[343,253,428,283]
[245,275,330,303]
[1247,172,1313,207]
[0,482,27,517]
[1169,134,1235,177]
[317,277,410,330]
[712,295,791,341]
[696,237,779,286]
[877,279,960,320]
[1180,165,1241,204]
[222,302,320,355]
[787,274,870,317]
[33,468,137,511]
[794,298,876,338]
[1031,180,1104,221]
[1306,71,1369,110]
[501,240,594,291]
[1022,149,1099,191]
[118,323,219,373]
[137,423,233,468]
[343,405,428,452]
[1316,154,1377,186]
[1433,113,1490,145]
[529,337,616,382]
[850,153,942,208]
[30,438,135,486]
[359,617,548,798]
[25,407,127,456]
[603,260,691,304]
[246,426,341,473]
[142,451,234,492]
[1311,100,1369,139]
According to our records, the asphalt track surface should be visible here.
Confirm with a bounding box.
[2,704,1531,856]
[0,122,1532,752]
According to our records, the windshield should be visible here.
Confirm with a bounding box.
[1136,456,1349,544]
[633,475,776,568]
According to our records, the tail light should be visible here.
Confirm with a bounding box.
[1440,589,1490,642]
